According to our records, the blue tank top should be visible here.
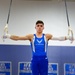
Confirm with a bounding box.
[30,34,48,57]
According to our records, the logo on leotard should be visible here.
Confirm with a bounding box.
[37,40,42,43]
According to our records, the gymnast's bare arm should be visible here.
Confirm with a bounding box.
[10,34,33,41]
[45,34,67,41]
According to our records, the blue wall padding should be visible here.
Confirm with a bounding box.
[0,44,75,75]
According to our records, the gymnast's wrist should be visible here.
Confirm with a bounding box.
[6,33,11,38]
[65,36,69,40]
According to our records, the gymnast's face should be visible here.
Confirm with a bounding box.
[35,23,44,33]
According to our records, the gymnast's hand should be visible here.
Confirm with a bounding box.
[67,27,74,43]
[68,27,74,43]
[3,33,11,39]
[2,24,10,41]
[4,24,8,33]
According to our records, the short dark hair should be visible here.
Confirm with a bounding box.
[36,20,44,25]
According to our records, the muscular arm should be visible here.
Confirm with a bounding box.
[45,34,67,41]
[10,34,33,41]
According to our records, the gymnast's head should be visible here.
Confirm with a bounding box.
[35,20,44,32]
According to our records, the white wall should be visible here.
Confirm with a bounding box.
[0,0,75,46]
